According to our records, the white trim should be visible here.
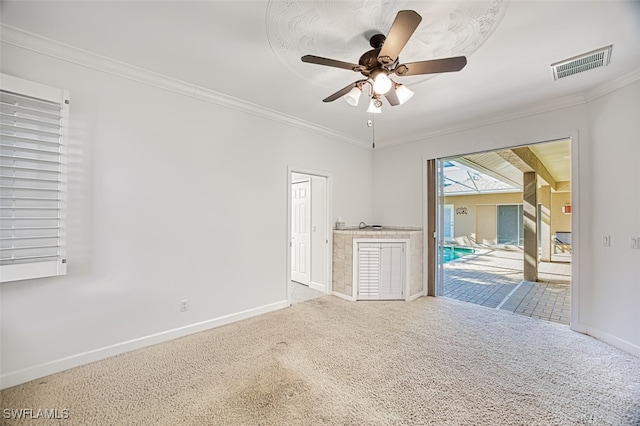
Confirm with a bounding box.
[584,68,640,102]
[331,291,356,302]
[0,260,66,283]
[422,157,430,296]
[407,291,425,302]
[0,72,62,103]
[0,24,369,150]
[376,69,640,150]
[309,281,325,293]
[286,166,334,306]
[584,326,640,358]
[0,300,289,390]
[379,94,585,149]
[568,132,581,333]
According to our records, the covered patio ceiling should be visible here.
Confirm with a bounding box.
[444,139,571,195]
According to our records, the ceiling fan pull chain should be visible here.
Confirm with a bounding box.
[368,114,375,149]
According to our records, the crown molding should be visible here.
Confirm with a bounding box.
[0,24,370,150]
[378,67,640,150]
[378,93,587,149]
[583,68,640,103]
[3,24,638,152]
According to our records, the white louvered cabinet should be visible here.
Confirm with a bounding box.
[354,240,407,300]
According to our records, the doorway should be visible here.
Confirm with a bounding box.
[287,168,332,304]
[427,138,575,325]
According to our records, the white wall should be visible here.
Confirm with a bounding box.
[0,44,373,387]
[584,80,640,349]
[373,81,640,354]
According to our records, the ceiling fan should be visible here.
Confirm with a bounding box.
[301,10,467,112]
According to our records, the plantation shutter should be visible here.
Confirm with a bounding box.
[356,242,405,300]
[0,74,69,282]
[379,244,404,299]
[357,243,381,299]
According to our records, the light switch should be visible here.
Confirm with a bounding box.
[602,235,611,247]
[630,237,639,249]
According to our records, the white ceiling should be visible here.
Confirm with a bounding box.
[2,0,639,148]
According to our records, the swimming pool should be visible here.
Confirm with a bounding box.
[442,246,475,263]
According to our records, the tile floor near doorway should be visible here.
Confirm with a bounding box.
[443,248,571,325]
[290,282,323,304]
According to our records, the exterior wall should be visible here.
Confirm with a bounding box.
[444,192,523,244]
[551,192,572,236]
[444,191,571,247]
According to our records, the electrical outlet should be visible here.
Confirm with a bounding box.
[602,235,611,247]
[180,299,189,312]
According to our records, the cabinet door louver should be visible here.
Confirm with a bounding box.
[357,242,405,300]
[0,74,68,282]
[357,244,381,299]
[379,244,404,299]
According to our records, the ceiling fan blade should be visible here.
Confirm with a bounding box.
[395,56,467,76]
[322,82,359,103]
[301,55,363,72]
[377,10,422,66]
[385,89,400,106]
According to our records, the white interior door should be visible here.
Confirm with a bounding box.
[291,180,311,285]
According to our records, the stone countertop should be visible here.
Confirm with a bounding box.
[334,227,422,233]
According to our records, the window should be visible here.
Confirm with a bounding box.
[497,204,524,246]
[1,74,69,282]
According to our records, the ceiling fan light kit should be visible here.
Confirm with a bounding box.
[301,10,467,113]
[394,83,414,105]
[344,85,363,106]
[367,96,383,114]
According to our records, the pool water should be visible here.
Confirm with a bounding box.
[442,246,475,263]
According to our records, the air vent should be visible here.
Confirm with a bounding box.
[551,45,613,80]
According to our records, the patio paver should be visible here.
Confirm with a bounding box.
[443,248,571,325]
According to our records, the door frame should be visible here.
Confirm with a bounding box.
[423,133,582,332]
[286,166,333,304]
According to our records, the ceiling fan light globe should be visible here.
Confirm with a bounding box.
[344,86,362,106]
[372,73,393,95]
[367,98,382,114]
[395,84,414,105]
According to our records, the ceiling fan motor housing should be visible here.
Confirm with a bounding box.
[369,33,386,48]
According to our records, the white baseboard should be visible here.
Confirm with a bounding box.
[331,291,356,302]
[309,281,325,293]
[0,300,289,390]
[584,325,640,358]
[407,291,425,302]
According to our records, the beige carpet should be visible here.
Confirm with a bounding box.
[2,296,639,425]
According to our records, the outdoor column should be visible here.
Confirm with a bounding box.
[523,172,538,281]
[540,185,552,262]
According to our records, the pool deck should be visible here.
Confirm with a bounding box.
[443,248,571,325]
